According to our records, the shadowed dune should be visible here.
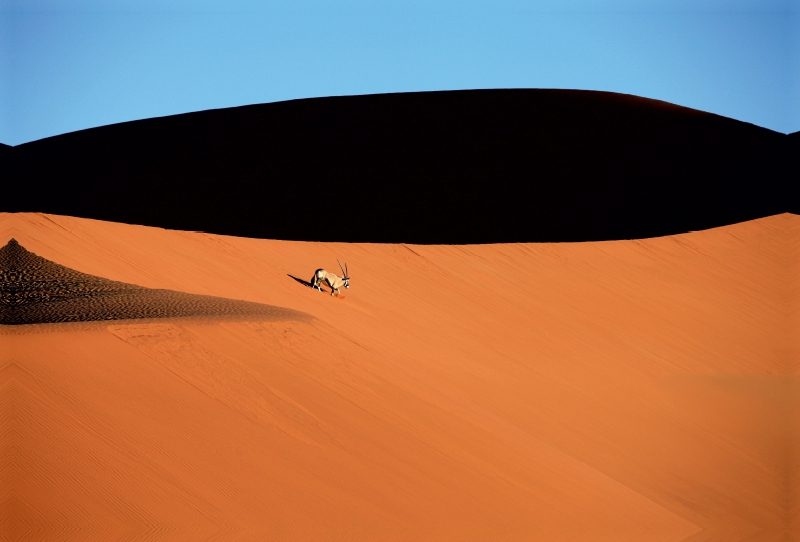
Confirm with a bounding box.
[1,212,798,541]
[0,144,10,168]
[0,238,305,325]
[3,90,795,243]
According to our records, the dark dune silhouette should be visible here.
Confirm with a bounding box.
[1,143,14,177]
[3,90,795,243]
[0,238,306,325]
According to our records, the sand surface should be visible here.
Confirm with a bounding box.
[1,212,798,541]
[0,238,305,325]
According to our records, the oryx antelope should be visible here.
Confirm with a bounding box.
[311,260,350,296]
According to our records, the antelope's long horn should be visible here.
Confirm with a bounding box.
[345,263,348,277]
[338,259,345,276]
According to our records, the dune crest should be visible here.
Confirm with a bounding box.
[1,212,798,541]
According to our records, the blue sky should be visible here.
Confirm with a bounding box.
[0,0,797,145]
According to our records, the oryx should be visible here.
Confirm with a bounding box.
[311,260,350,296]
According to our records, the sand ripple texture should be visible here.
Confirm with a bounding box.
[0,238,303,325]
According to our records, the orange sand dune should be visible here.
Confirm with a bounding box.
[1,212,798,541]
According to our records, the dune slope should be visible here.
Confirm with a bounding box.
[1,212,799,541]
[0,239,305,325]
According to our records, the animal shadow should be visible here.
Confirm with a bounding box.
[288,274,326,292]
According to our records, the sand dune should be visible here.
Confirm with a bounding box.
[4,90,792,243]
[0,239,305,325]
[1,212,799,541]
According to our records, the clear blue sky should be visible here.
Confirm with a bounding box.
[1,0,797,145]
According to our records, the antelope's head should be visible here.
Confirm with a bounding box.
[338,260,350,289]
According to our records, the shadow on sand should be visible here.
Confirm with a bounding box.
[288,274,325,292]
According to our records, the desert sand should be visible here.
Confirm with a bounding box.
[0,239,304,325]
[1,212,798,541]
